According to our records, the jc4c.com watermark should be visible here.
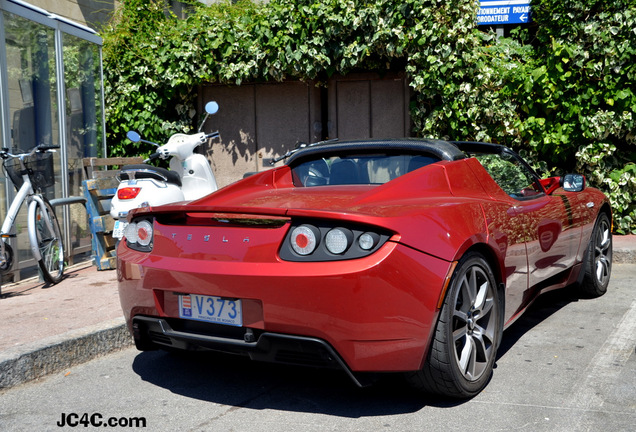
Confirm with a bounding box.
[57,412,146,428]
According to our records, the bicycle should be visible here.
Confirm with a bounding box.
[0,145,65,284]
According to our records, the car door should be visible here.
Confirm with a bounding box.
[512,193,579,289]
[474,150,580,320]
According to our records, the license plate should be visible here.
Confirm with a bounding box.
[179,294,242,327]
[113,220,128,239]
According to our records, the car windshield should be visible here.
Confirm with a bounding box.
[291,153,441,187]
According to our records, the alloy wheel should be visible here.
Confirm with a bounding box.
[451,265,497,381]
[593,217,612,286]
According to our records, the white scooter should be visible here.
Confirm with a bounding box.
[111,101,220,239]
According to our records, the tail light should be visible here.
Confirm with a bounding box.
[117,187,141,200]
[281,221,390,262]
[124,218,154,252]
[325,228,352,254]
[290,225,319,255]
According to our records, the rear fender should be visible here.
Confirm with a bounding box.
[396,201,490,262]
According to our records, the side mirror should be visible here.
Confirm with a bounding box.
[561,174,586,192]
[197,102,219,132]
[126,131,141,143]
[205,101,219,115]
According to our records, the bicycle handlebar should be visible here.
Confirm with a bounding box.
[35,145,60,152]
[0,144,60,159]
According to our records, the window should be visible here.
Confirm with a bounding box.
[292,153,440,187]
[1,2,105,275]
[2,11,60,264]
[474,151,544,199]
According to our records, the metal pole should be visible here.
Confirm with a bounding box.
[53,21,72,260]
[0,8,9,150]
[99,46,107,158]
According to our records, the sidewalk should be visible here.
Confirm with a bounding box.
[0,262,129,389]
[1,236,634,391]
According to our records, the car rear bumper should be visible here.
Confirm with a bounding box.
[132,315,370,386]
[118,242,452,374]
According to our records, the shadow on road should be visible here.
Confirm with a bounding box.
[132,349,463,417]
[131,285,587,416]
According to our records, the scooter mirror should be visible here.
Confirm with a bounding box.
[205,101,219,115]
[126,131,141,143]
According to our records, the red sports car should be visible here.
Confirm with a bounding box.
[117,139,612,398]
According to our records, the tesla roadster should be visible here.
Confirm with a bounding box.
[117,138,612,398]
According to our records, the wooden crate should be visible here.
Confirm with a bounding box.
[82,177,118,270]
[83,157,143,179]
[82,157,143,270]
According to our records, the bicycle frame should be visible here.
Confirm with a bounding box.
[0,161,49,263]
[0,145,79,285]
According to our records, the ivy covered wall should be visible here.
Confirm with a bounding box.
[101,0,636,233]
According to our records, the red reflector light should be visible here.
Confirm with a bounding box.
[290,225,317,255]
[296,234,309,249]
[117,187,141,200]
[136,220,153,247]
[138,228,148,242]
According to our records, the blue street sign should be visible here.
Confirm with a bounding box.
[478,1,532,25]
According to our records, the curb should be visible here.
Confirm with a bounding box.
[614,246,635,264]
[0,317,132,390]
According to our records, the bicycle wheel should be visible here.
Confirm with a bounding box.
[28,197,64,284]
[0,241,14,272]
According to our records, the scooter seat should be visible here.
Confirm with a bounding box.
[119,164,182,187]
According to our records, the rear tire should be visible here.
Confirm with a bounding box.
[406,252,501,398]
[29,198,64,284]
[580,212,612,297]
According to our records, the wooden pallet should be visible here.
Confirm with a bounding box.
[81,157,143,270]
[83,157,143,179]
[83,177,118,270]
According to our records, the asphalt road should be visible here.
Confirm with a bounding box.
[1,264,635,432]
